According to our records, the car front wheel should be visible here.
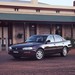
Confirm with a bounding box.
[13,56,21,59]
[36,49,44,60]
[61,47,68,57]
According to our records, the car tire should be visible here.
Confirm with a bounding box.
[60,47,68,57]
[36,49,44,60]
[13,56,21,59]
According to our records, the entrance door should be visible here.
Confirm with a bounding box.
[29,25,36,36]
[55,25,62,36]
[0,27,8,46]
[3,27,8,46]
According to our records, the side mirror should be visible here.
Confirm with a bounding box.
[45,40,50,44]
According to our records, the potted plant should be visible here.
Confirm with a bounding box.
[17,33,23,39]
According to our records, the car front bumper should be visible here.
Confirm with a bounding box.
[8,50,36,57]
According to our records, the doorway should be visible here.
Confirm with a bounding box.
[29,24,37,36]
[0,26,8,46]
[0,21,13,48]
[55,24,62,36]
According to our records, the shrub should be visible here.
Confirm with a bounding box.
[65,37,75,48]
[17,33,23,39]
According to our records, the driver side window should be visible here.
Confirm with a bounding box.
[36,37,43,42]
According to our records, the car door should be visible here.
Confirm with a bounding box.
[53,35,64,53]
[44,35,56,54]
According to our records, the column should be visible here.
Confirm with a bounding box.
[71,24,73,39]
[12,24,16,44]
[53,24,55,34]
[23,23,26,42]
[26,25,30,39]
[0,39,2,51]
[36,25,39,35]
[50,24,52,34]
[62,25,65,38]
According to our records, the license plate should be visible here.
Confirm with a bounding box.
[13,51,19,53]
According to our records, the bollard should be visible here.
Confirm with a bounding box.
[6,38,8,52]
[0,39,2,51]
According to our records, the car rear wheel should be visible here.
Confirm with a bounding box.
[60,47,68,57]
[36,49,44,60]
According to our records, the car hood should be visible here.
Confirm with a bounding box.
[10,42,42,48]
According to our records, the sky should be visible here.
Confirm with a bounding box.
[21,0,74,6]
[0,0,74,6]
[38,0,74,6]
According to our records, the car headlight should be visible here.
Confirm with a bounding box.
[22,47,33,50]
[9,47,12,50]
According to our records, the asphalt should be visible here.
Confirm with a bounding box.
[0,49,75,75]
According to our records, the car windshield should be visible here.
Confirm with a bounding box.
[26,35,47,43]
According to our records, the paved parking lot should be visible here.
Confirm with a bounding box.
[0,49,75,75]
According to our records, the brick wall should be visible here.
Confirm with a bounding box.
[38,25,50,34]
[13,24,75,44]
[64,25,71,38]
[13,24,24,44]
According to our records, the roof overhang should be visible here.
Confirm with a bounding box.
[0,13,75,22]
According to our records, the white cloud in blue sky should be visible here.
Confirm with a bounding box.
[38,0,74,6]
[21,0,74,6]
[1,0,74,6]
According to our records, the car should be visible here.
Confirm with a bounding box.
[8,34,72,60]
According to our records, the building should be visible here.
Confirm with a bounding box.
[0,0,75,48]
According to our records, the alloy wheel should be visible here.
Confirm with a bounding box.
[36,49,44,60]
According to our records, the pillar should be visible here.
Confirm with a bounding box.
[71,24,73,39]
[12,24,16,44]
[26,25,30,39]
[62,25,65,38]
[36,25,39,35]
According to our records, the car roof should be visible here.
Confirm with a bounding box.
[32,34,49,36]
[32,34,60,37]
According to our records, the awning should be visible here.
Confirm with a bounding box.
[0,13,75,22]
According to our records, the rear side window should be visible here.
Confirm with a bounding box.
[54,35,63,42]
[46,35,54,42]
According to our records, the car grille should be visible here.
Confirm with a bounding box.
[12,48,22,50]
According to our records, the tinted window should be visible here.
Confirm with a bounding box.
[54,35,63,42]
[26,35,47,43]
[46,35,54,42]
